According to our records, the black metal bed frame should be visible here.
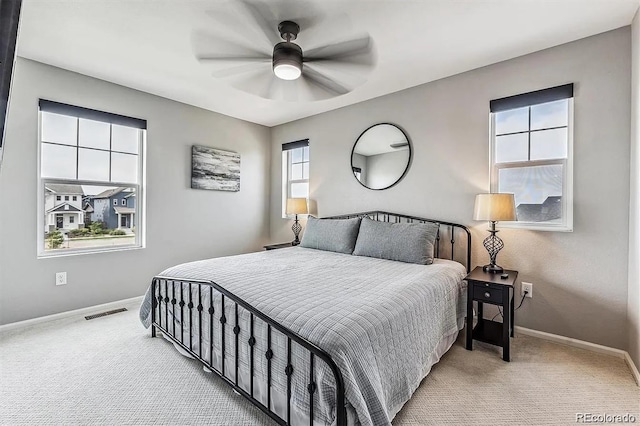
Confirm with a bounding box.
[150,211,471,426]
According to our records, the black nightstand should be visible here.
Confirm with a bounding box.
[264,242,295,250]
[465,266,518,361]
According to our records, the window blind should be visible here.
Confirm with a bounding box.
[490,83,574,113]
[282,139,309,151]
[39,99,147,129]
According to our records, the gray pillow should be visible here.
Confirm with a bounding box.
[300,217,362,254]
[353,217,439,264]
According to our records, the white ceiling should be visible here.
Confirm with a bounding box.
[17,0,640,127]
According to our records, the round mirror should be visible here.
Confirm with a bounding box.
[351,123,412,190]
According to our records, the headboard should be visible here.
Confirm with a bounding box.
[323,211,472,273]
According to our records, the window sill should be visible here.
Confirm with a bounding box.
[498,222,573,232]
[37,244,144,259]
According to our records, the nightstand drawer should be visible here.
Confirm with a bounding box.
[472,285,503,304]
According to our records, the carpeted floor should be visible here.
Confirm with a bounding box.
[0,303,637,426]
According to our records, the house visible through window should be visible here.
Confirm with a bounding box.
[38,99,146,255]
[490,84,573,231]
[282,139,309,217]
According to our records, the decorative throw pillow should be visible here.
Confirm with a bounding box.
[300,217,362,254]
[353,217,439,264]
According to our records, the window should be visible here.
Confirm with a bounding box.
[281,139,309,217]
[38,100,146,255]
[56,195,61,201]
[121,199,126,206]
[490,84,573,231]
[64,196,69,201]
[352,166,362,181]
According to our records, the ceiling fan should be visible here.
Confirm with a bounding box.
[195,1,376,102]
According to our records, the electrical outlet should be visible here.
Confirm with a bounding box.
[522,282,533,298]
[55,272,67,286]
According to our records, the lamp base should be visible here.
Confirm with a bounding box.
[482,264,504,274]
[291,214,302,246]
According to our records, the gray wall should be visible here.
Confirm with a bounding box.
[270,28,631,350]
[0,58,271,325]
[629,11,640,370]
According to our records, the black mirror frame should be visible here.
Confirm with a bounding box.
[350,122,412,191]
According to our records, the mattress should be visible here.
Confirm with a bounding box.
[140,247,467,426]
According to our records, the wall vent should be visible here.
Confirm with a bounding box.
[85,307,127,320]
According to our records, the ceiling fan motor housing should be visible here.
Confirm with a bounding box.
[272,42,303,79]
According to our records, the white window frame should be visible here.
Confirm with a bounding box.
[121,199,126,206]
[37,105,146,258]
[281,145,309,218]
[489,99,574,232]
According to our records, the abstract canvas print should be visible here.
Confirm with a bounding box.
[191,145,240,192]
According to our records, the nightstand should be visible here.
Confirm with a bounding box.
[465,266,518,361]
[264,242,295,250]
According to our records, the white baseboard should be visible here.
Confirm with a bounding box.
[515,326,639,386]
[624,352,640,386]
[0,295,144,334]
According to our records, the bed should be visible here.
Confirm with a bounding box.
[139,211,471,426]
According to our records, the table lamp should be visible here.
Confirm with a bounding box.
[473,193,517,273]
[286,198,308,245]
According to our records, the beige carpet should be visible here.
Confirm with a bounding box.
[0,304,637,426]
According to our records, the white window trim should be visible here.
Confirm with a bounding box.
[36,111,146,258]
[489,99,574,232]
[281,148,309,219]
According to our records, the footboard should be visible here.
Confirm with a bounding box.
[150,277,347,426]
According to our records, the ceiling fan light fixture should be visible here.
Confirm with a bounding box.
[274,62,302,80]
[273,41,303,80]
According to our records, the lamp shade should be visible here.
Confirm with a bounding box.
[286,198,308,215]
[473,193,517,221]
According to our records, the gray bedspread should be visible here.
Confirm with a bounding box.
[140,247,466,426]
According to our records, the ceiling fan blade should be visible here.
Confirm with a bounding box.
[302,66,350,96]
[236,0,281,46]
[198,56,270,63]
[192,30,270,60]
[228,68,276,100]
[210,61,271,79]
[304,35,373,61]
[303,61,367,89]
[197,56,270,79]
